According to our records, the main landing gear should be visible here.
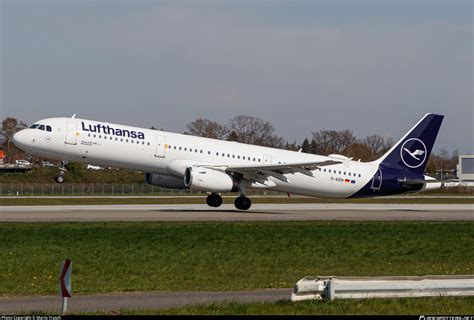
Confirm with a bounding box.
[55,161,68,184]
[205,193,252,210]
[206,193,223,208]
[234,196,252,211]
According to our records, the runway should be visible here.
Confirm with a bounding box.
[0,289,291,314]
[1,203,473,221]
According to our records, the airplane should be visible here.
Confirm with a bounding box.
[12,113,444,210]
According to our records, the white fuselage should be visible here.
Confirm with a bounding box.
[13,117,380,198]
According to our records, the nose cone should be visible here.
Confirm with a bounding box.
[12,130,29,150]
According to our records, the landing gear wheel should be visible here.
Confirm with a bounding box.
[234,196,252,210]
[206,193,223,208]
[55,160,68,183]
[55,175,65,184]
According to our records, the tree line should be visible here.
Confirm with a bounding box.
[186,115,395,161]
[1,116,459,174]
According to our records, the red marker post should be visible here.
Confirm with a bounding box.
[59,259,72,314]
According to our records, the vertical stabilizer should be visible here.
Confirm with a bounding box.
[376,114,444,175]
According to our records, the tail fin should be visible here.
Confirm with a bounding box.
[376,113,444,175]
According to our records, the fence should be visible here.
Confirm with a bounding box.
[0,183,282,197]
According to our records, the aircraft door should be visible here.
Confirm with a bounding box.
[370,168,382,191]
[154,135,166,158]
[65,122,77,145]
[263,154,272,164]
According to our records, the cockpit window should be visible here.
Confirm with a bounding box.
[29,124,39,129]
[46,125,52,132]
[38,125,45,131]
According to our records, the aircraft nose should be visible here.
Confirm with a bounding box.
[12,130,29,149]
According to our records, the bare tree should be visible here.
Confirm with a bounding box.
[1,117,27,162]
[343,142,374,161]
[186,118,227,139]
[310,130,357,155]
[227,115,284,148]
[362,135,394,158]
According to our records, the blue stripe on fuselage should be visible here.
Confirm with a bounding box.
[350,164,424,198]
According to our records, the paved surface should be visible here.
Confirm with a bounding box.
[0,289,291,314]
[1,204,473,221]
[1,195,473,198]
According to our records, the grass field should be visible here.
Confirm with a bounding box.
[1,222,472,297]
[2,196,474,206]
[84,298,474,315]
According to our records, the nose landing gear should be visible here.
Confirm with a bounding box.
[55,161,68,183]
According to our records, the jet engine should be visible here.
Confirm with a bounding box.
[184,167,239,193]
[145,173,187,189]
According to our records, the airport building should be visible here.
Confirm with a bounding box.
[457,154,474,183]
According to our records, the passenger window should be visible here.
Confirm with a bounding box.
[324,169,326,172]
[184,148,187,151]
[258,159,261,162]
[88,133,91,137]
[232,155,235,158]
[208,151,211,155]
[94,134,97,138]
[227,154,230,157]
[147,142,150,145]
[120,138,123,142]
[238,156,240,159]
[137,140,139,144]
[38,125,45,131]
[359,174,361,177]
[339,171,341,174]
[99,135,102,139]
[329,169,331,173]
[344,172,346,175]
[46,125,52,132]
[179,147,182,150]
[126,139,129,143]
[115,137,118,141]
[200,150,203,153]
[143,141,145,145]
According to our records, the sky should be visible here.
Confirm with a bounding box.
[1,0,472,153]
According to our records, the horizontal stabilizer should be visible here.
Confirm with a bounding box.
[398,178,458,185]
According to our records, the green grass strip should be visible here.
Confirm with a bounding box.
[1,222,473,296]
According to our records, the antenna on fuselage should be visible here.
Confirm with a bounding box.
[71,114,76,119]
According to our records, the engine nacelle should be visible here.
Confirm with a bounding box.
[145,173,187,189]
[184,167,239,193]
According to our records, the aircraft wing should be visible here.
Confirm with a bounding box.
[201,160,341,181]
[224,160,341,173]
